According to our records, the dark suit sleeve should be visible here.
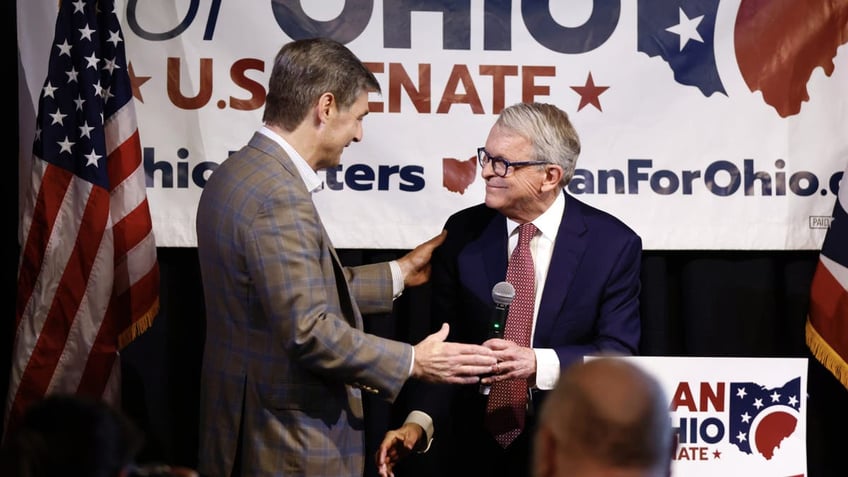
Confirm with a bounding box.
[549,227,642,369]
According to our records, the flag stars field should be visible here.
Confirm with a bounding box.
[5,0,159,440]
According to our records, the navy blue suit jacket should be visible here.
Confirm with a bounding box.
[406,191,641,475]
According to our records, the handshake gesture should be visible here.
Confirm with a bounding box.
[411,322,497,384]
[397,231,496,383]
[379,328,538,477]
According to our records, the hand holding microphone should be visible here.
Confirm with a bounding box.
[479,281,514,394]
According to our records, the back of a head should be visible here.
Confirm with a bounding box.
[534,357,674,477]
[0,394,143,477]
[262,37,381,131]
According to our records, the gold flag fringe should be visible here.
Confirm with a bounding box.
[806,318,848,390]
[118,298,160,350]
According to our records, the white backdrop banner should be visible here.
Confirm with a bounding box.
[590,356,808,477]
[18,1,848,249]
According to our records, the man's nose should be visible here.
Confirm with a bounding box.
[480,159,496,178]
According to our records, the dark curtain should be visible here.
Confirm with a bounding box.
[106,248,845,477]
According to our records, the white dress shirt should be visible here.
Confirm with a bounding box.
[505,191,565,391]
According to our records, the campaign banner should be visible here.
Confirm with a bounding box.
[592,356,808,477]
[17,1,848,249]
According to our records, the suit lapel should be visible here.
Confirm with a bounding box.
[324,230,363,329]
[461,214,509,303]
[326,242,366,419]
[252,131,363,329]
[534,195,588,346]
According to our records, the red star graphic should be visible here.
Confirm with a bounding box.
[570,72,609,112]
[128,62,151,103]
[712,449,721,459]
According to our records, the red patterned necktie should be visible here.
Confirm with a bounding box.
[485,222,537,448]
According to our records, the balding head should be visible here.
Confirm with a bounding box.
[533,357,675,477]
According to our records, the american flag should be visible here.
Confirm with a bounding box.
[806,163,848,390]
[5,0,159,438]
[728,377,802,458]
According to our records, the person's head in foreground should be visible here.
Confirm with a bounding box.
[1,394,198,477]
[533,357,675,477]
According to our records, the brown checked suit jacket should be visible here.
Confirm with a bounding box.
[196,131,413,477]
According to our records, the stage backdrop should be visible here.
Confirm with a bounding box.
[17,0,848,249]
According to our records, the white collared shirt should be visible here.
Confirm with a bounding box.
[258,126,324,193]
[505,191,565,390]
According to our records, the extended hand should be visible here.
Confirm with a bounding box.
[397,230,447,288]
[480,338,537,384]
[375,423,424,477]
[413,323,497,384]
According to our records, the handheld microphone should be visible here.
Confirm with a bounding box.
[479,281,515,395]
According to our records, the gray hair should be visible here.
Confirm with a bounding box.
[495,103,581,187]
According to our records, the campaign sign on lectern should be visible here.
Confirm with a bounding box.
[587,356,807,477]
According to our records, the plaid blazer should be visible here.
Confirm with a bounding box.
[196,132,413,477]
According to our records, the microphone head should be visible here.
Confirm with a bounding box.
[492,281,516,305]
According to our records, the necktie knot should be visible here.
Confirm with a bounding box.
[517,223,537,247]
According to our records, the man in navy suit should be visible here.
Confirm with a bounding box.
[377,102,642,477]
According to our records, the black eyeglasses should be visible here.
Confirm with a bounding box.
[477,147,549,177]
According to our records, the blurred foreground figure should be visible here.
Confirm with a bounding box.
[533,357,675,477]
[0,394,197,477]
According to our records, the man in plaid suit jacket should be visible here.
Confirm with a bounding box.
[195,38,497,477]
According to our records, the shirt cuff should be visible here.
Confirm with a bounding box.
[533,348,560,390]
[389,260,404,298]
[404,410,434,453]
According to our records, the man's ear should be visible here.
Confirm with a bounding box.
[316,92,336,123]
[541,164,564,192]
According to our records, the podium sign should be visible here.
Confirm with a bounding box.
[589,356,807,477]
